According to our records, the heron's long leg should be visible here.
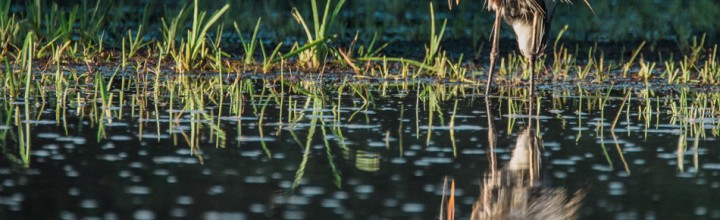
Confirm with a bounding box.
[485,11,502,95]
[529,15,540,97]
[529,55,536,96]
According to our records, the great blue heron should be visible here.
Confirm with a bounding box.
[450,0,592,95]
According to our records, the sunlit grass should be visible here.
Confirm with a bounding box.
[234,18,262,65]
[1,0,720,164]
[170,0,230,73]
[287,0,346,69]
[0,0,717,89]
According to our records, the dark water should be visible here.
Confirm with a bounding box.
[1,80,719,219]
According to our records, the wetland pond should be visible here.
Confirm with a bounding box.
[1,75,720,220]
[3,0,720,219]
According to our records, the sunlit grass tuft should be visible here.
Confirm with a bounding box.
[170,0,230,73]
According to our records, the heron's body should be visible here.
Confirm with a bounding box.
[485,0,565,95]
[489,0,557,59]
[448,0,592,94]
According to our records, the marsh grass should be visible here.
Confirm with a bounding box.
[122,25,150,68]
[4,1,720,167]
[171,0,230,73]
[0,0,718,91]
[5,49,720,185]
[354,3,466,80]
[0,0,18,60]
[288,0,346,69]
[234,18,262,65]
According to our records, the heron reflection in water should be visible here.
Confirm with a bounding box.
[468,96,584,220]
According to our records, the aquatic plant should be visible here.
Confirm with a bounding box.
[0,0,19,60]
[234,18,262,65]
[287,0,347,69]
[621,42,645,78]
[170,0,230,73]
[122,25,150,68]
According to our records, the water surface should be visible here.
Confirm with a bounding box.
[1,80,719,219]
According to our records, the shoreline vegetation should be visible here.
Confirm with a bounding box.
[0,0,718,89]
